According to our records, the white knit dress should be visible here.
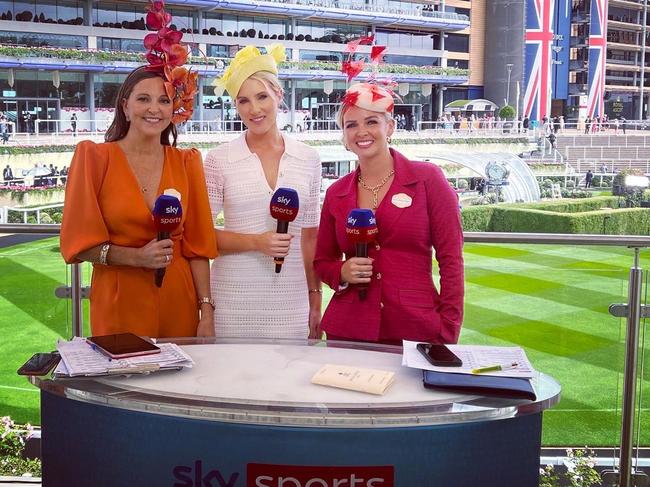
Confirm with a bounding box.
[204,133,321,338]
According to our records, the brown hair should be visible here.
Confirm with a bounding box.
[105,66,178,146]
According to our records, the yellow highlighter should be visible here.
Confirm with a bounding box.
[471,362,519,374]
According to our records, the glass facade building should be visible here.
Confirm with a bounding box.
[0,0,473,130]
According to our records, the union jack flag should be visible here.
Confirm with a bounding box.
[587,0,608,118]
[523,0,555,121]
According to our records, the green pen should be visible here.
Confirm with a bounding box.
[471,362,519,374]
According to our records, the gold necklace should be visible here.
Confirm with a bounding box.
[358,169,395,209]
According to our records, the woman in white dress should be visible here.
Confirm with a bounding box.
[204,44,322,339]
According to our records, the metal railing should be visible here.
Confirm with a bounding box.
[0,203,64,224]
[27,118,341,140]
[575,158,650,175]
[417,120,527,135]
[1,223,649,485]
[5,118,650,143]
[254,0,470,20]
[463,233,650,487]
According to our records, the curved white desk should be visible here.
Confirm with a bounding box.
[34,338,560,486]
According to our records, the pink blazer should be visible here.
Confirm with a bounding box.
[314,149,464,343]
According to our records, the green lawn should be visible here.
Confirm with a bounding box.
[0,237,649,446]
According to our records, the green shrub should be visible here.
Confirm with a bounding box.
[516,196,618,213]
[0,417,41,478]
[561,189,591,198]
[542,179,554,189]
[460,205,496,231]
[39,213,53,224]
[565,180,576,189]
[489,207,576,233]
[461,199,649,234]
[612,169,645,195]
[457,179,469,189]
[499,105,515,120]
[570,208,650,234]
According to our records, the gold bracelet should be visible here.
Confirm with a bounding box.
[99,243,111,265]
[308,289,322,294]
[198,296,216,310]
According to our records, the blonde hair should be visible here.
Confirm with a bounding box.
[243,71,284,104]
[336,105,393,129]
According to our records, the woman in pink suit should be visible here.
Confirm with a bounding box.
[314,82,464,345]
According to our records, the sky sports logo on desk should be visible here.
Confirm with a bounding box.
[172,461,394,486]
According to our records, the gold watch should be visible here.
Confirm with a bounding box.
[198,297,216,310]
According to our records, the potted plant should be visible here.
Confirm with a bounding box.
[0,417,41,483]
[539,448,601,487]
[499,105,516,133]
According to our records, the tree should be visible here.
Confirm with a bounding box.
[499,105,516,120]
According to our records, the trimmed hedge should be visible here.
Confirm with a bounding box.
[0,136,530,155]
[460,205,496,232]
[515,196,619,213]
[462,200,650,234]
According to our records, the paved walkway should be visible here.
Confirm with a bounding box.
[0,234,53,249]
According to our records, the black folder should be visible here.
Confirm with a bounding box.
[422,370,537,401]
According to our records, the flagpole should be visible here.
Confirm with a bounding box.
[639,0,648,120]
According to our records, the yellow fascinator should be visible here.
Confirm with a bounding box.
[214,44,286,98]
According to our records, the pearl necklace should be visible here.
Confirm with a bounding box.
[358,169,395,209]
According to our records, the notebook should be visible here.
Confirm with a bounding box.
[422,370,536,401]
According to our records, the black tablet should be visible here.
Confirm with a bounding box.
[87,333,160,359]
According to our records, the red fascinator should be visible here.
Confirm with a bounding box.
[144,0,197,124]
[340,35,397,115]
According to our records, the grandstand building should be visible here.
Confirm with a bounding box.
[0,0,482,133]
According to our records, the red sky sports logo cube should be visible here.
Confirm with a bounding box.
[247,464,394,487]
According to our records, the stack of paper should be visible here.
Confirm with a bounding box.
[402,340,535,378]
[402,341,538,400]
[54,337,194,377]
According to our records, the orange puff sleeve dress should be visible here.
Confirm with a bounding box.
[60,141,218,338]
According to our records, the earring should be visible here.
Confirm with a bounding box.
[344,145,350,151]
[387,137,392,145]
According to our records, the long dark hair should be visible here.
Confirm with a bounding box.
[105,66,178,146]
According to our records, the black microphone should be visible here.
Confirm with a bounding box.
[345,208,378,300]
[152,195,182,287]
[269,187,299,273]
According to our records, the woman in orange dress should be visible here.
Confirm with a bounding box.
[60,1,217,338]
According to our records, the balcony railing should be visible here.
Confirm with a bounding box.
[215,0,470,28]
[0,45,469,82]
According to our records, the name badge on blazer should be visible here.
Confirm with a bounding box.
[391,193,412,208]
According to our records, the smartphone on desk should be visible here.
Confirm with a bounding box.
[87,333,160,359]
[416,343,463,367]
[17,352,61,376]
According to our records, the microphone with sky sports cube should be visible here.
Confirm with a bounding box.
[269,187,299,273]
[152,194,182,287]
[346,208,378,300]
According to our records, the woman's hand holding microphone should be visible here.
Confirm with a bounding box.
[341,257,374,285]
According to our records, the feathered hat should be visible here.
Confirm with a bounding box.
[340,35,396,115]
[214,44,286,98]
[143,0,198,124]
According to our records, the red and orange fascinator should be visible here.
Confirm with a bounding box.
[144,0,198,124]
[340,35,396,115]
